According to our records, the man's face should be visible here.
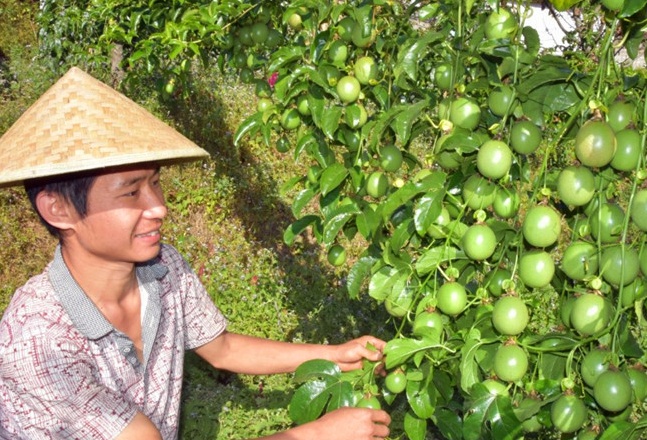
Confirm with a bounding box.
[69,164,168,265]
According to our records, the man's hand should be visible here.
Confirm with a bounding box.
[331,335,386,372]
[262,407,391,440]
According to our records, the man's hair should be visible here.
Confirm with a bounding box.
[24,172,98,239]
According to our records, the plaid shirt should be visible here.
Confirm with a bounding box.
[0,244,227,439]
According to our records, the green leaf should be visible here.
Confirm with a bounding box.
[460,334,483,393]
[280,176,304,197]
[415,246,464,275]
[406,375,437,419]
[323,212,355,245]
[294,359,342,383]
[369,265,401,301]
[284,215,320,246]
[347,256,378,299]
[319,105,343,140]
[598,420,644,440]
[384,337,441,369]
[292,188,317,217]
[487,395,523,440]
[319,163,348,196]
[289,359,354,425]
[462,384,496,440]
[391,218,415,252]
[413,189,446,235]
[394,32,443,85]
[620,0,647,17]
[294,131,319,160]
[547,0,584,11]
[391,100,431,145]
[289,380,332,424]
[356,205,382,241]
[267,45,307,72]
[404,411,427,440]
[435,407,463,440]
[233,112,263,146]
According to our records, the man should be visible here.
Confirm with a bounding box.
[0,67,391,439]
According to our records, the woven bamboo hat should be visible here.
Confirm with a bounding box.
[0,66,209,188]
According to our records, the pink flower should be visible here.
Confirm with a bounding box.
[268,72,279,88]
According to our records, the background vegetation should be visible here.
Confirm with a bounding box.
[2,0,647,439]
[0,1,389,438]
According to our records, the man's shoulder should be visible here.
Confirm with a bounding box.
[0,265,70,341]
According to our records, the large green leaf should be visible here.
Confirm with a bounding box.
[599,417,647,440]
[413,188,446,235]
[384,337,443,369]
[291,187,317,217]
[319,163,348,196]
[322,211,356,245]
[283,215,320,246]
[391,100,431,145]
[406,371,437,419]
[620,0,647,17]
[347,256,379,299]
[404,411,427,440]
[435,407,463,440]
[415,245,465,275]
[459,330,484,393]
[486,395,524,440]
[547,0,583,11]
[233,112,262,146]
[289,359,354,425]
[394,32,444,85]
[369,265,402,301]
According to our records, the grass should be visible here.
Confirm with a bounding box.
[0,4,392,439]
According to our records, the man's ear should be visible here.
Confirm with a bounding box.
[35,191,77,231]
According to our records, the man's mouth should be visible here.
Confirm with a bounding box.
[135,230,160,238]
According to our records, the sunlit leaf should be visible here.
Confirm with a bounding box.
[404,411,427,440]
[319,163,348,196]
[347,256,378,299]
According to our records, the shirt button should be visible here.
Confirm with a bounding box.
[124,347,131,353]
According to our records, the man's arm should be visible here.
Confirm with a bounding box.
[194,331,385,374]
[115,412,162,440]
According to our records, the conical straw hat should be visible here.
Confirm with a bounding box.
[0,66,209,188]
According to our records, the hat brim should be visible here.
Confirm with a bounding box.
[0,67,209,188]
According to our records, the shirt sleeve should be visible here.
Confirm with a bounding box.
[0,315,137,439]
[160,245,227,350]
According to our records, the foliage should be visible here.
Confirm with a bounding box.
[24,0,647,438]
[224,0,647,439]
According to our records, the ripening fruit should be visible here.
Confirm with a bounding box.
[462,224,497,261]
[354,56,378,85]
[436,282,467,316]
[593,370,632,412]
[510,120,542,154]
[492,296,529,335]
[574,120,617,168]
[336,75,361,104]
[522,205,561,248]
[476,140,512,180]
[557,166,595,207]
[551,394,587,434]
[607,100,635,131]
[631,189,647,231]
[570,293,611,336]
[379,145,403,173]
[449,97,481,130]
[493,344,528,382]
[327,244,347,267]
[519,250,555,288]
[484,8,517,40]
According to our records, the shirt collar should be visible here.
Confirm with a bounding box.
[49,244,168,340]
